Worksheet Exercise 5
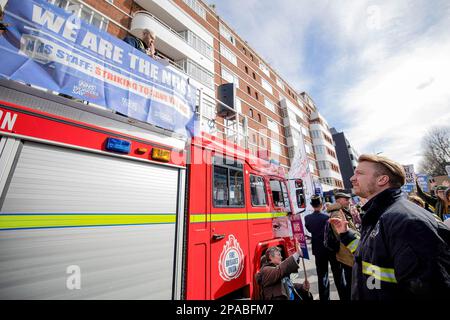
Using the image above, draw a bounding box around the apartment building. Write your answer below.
[309,110,344,191]
[40,0,332,195]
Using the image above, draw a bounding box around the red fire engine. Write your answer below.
[0,80,305,299]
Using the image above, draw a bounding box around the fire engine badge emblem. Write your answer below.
[218,235,244,281]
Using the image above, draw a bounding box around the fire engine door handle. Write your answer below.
[212,233,225,241]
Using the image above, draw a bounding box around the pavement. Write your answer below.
[292,239,340,300]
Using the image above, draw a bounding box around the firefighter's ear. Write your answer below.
[377,174,390,187]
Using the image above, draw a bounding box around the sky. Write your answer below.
[207,0,450,170]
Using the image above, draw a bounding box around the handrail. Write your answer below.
[133,10,213,61]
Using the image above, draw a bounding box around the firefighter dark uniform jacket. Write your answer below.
[340,188,450,300]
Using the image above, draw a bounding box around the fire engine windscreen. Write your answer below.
[213,156,244,207]
[250,175,267,206]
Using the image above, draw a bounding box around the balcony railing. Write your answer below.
[133,11,213,61]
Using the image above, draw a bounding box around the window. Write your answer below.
[305,144,312,155]
[259,62,270,77]
[313,145,325,154]
[270,180,290,210]
[213,156,244,207]
[318,161,331,170]
[183,0,206,19]
[249,108,254,117]
[219,23,236,45]
[51,0,109,31]
[220,44,237,65]
[255,91,259,100]
[252,72,256,80]
[276,77,284,90]
[267,118,279,134]
[311,130,321,139]
[271,140,281,155]
[309,162,316,173]
[245,66,249,74]
[247,86,251,95]
[264,98,275,113]
[181,30,213,60]
[180,59,214,89]
[235,98,242,114]
[250,175,267,206]
[301,126,309,137]
[257,113,262,122]
[221,67,239,88]
[261,78,273,95]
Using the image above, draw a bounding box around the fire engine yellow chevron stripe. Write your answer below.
[0,214,176,230]
[189,212,288,223]
[362,261,397,284]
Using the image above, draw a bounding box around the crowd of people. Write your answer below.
[256,153,450,301]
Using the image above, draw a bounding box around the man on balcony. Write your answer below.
[123,28,156,59]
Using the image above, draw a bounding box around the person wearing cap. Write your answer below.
[324,202,360,300]
[123,29,157,58]
[305,195,346,300]
[330,154,450,300]
[335,192,361,230]
[416,180,448,221]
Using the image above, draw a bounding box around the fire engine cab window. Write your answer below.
[213,156,244,207]
[250,175,267,206]
[270,180,291,211]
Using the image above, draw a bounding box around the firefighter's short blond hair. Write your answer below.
[358,154,406,188]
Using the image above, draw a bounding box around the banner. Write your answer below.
[0,0,197,137]
[401,164,415,193]
[289,214,309,259]
[416,173,429,193]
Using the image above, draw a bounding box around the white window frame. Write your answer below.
[267,118,279,135]
[183,0,206,19]
[261,78,273,95]
[259,62,270,77]
[219,23,236,45]
[51,0,109,31]
[264,98,275,113]
[220,44,237,66]
[276,77,284,90]
[271,140,281,155]
[221,67,239,88]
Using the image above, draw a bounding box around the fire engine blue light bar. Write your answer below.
[106,137,131,154]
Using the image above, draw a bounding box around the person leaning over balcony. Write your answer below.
[123,28,156,59]
[330,154,450,300]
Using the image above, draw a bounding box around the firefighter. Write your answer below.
[330,154,450,300]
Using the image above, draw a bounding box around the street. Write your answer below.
[292,240,340,300]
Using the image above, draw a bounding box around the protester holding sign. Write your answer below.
[416,178,448,221]
[256,247,311,300]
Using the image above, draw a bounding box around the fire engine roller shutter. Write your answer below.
[0,141,179,299]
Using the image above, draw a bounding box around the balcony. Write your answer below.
[130,11,214,74]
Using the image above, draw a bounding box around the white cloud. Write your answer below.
[212,0,450,170]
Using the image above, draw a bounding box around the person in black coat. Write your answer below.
[305,195,346,300]
[331,154,450,300]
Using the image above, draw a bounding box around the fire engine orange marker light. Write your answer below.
[151,148,171,162]
[136,147,147,154]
